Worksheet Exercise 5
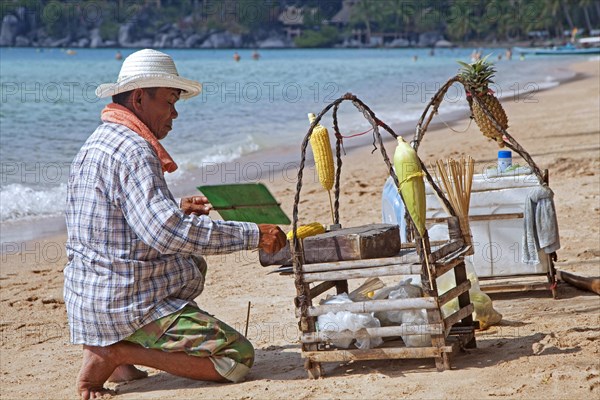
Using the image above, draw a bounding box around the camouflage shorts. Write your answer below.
[125,304,254,382]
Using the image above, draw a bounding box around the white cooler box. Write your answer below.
[382,168,549,278]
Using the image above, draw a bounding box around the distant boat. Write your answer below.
[514,41,600,55]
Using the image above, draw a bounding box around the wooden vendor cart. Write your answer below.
[287,94,477,378]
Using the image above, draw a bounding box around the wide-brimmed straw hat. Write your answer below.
[95,49,202,99]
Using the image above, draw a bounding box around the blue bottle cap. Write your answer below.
[498,150,512,158]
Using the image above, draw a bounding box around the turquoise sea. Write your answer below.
[0,47,579,242]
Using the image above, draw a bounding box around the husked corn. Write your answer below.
[308,113,334,191]
[287,222,326,240]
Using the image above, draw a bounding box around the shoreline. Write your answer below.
[0,57,585,246]
[0,42,557,50]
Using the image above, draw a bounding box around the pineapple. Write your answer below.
[458,56,508,147]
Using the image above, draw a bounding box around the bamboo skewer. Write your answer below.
[432,157,475,255]
[327,190,334,224]
[244,301,251,337]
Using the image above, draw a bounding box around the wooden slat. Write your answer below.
[431,257,464,278]
[302,346,454,362]
[309,281,336,298]
[471,213,524,221]
[427,213,524,224]
[401,240,448,249]
[438,280,472,306]
[443,303,474,333]
[478,273,548,281]
[428,239,464,263]
[298,297,437,318]
[301,255,418,273]
[479,282,551,293]
[436,245,472,266]
[302,264,423,283]
[448,325,476,336]
[301,324,443,343]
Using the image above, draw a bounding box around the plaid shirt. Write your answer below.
[64,122,259,346]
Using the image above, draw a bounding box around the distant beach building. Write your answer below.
[331,0,364,44]
[331,0,410,47]
[330,0,356,25]
[278,5,308,41]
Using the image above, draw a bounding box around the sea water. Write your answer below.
[0,47,577,241]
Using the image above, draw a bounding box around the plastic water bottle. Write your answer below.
[498,150,512,173]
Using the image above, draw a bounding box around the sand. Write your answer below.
[1,59,599,399]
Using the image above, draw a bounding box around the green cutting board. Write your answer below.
[197,183,291,225]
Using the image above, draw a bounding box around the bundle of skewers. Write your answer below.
[432,156,475,255]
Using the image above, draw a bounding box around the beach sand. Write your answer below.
[1,59,598,399]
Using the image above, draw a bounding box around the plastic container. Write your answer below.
[497,150,512,173]
[381,176,407,242]
[381,172,549,278]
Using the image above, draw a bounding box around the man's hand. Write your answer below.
[180,196,212,216]
[257,224,287,254]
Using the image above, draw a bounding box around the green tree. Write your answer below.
[237,0,275,31]
[446,0,477,41]
[350,0,387,44]
[561,0,575,31]
[579,0,595,33]
[294,25,339,47]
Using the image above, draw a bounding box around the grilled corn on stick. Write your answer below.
[308,113,334,191]
[308,113,335,223]
[286,222,326,241]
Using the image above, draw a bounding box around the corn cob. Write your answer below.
[308,113,334,191]
[393,136,426,237]
[287,222,326,241]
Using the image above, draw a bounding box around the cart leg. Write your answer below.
[305,359,323,379]
[435,353,451,372]
[547,252,558,299]
[426,308,452,371]
[334,280,349,295]
[453,261,477,348]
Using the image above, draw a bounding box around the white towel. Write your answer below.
[522,185,560,264]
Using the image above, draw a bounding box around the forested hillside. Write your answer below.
[1,0,598,48]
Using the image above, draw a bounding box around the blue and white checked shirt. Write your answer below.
[64,122,260,346]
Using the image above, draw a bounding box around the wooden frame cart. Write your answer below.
[411,76,558,298]
[289,95,477,379]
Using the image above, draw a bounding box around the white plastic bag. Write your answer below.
[436,258,502,330]
[316,293,384,349]
[374,278,431,347]
[374,277,422,325]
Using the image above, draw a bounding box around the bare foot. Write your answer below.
[77,345,120,400]
[107,364,148,383]
[81,389,114,400]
